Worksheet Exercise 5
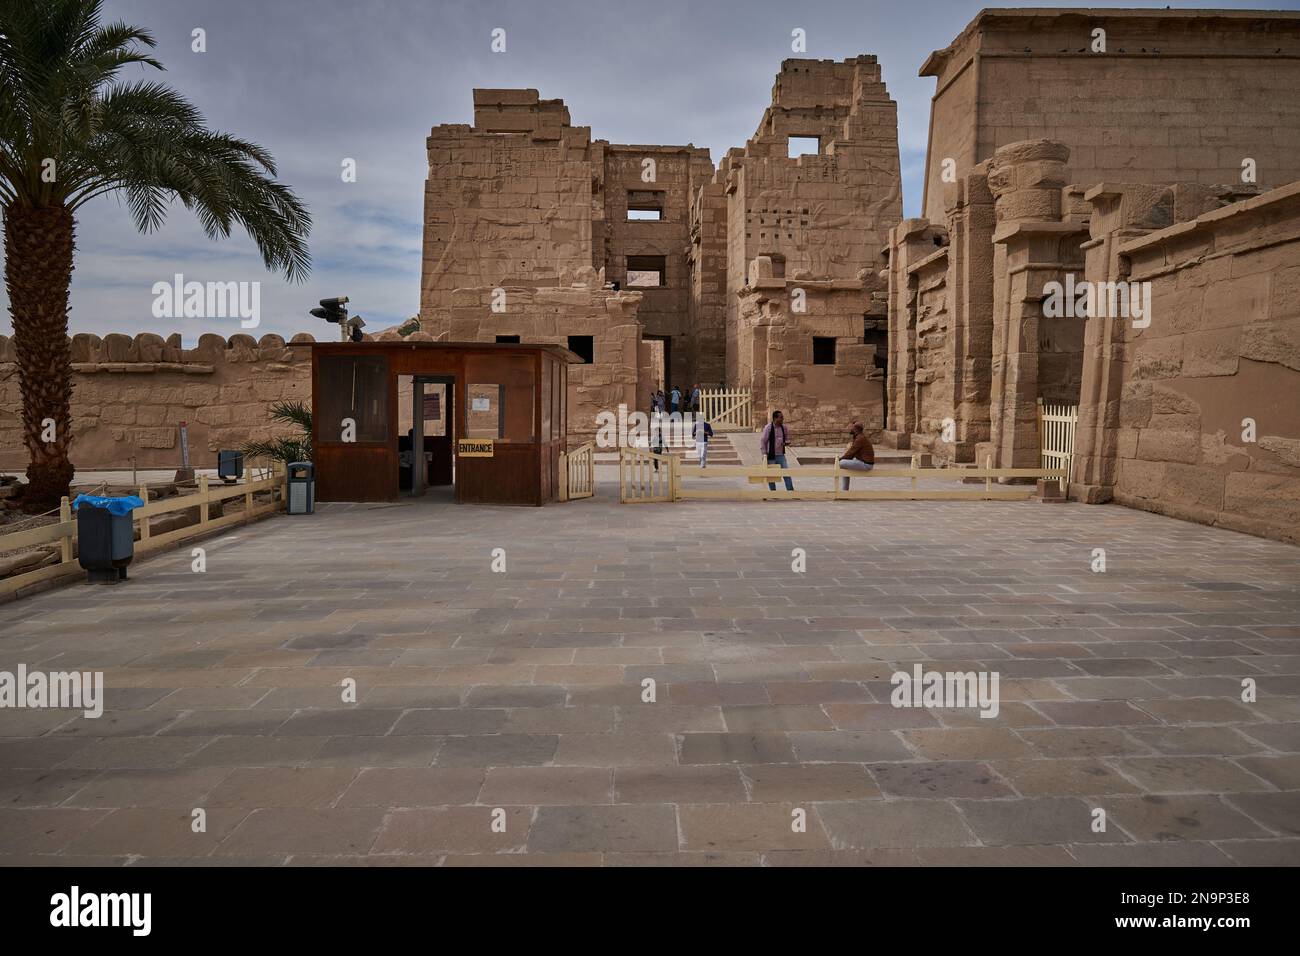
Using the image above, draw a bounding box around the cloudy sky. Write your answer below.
[2,0,1294,343]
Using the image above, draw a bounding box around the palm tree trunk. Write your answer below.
[3,203,76,512]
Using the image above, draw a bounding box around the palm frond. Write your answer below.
[0,0,310,281]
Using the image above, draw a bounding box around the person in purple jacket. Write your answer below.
[759,410,794,492]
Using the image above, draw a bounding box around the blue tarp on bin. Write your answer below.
[71,494,145,515]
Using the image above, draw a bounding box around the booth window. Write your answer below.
[465,353,535,442]
[466,384,504,439]
[317,354,388,442]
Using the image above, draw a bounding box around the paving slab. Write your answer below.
[1,494,1297,865]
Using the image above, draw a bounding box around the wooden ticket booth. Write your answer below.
[305,341,576,505]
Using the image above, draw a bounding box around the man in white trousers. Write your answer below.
[694,416,713,468]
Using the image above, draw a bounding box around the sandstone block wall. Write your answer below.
[421,90,596,320]
[714,56,902,413]
[420,90,710,389]
[0,332,313,471]
[1074,180,1300,544]
[920,9,1300,221]
[737,256,883,445]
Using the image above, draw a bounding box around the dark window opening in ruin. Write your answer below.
[495,335,520,344]
[764,254,787,279]
[788,136,820,158]
[567,335,594,364]
[627,255,667,287]
[627,190,665,221]
[813,337,837,366]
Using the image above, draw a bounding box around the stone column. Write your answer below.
[1072,183,1176,502]
[986,139,1072,471]
[884,219,947,447]
[943,166,997,461]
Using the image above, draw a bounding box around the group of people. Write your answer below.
[760,410,875,492]
[650,384,701,415]
[645,388,876,488]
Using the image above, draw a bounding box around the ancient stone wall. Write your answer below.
[737,256,883,445]
[601,144,712,387]
[421,90,596,321]
[0,332,313,471]
[716,56,902,416]
[686,179,728,388]
[1073,180,1300,544]
[921,9,1300,221]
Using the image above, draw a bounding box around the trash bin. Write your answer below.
[73,495,145,584]
[287,462,314,515]
[218,450,244,484]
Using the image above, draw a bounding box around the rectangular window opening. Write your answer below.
[788,136,820,158]
[813,336,837,366]
[626,254,667,288]
[567,335,594,364]
[627,190,665,221]
[495,335,520,344]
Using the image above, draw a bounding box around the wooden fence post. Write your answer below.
[198,474,210,525]
[138,482,151,542]
[59,496,73,564]
[985,455,993,499]
[559,451,569,502]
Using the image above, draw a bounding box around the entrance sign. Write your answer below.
[458,438,495,457]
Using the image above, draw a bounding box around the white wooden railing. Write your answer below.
[699,388,751,430]
[1038,400,1079,493]
[558,442,595,501]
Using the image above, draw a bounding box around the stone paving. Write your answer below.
[1,491,1298,866]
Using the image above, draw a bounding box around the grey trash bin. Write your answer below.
[287,461,314,514]
[75,497,140,584]
[218,450,244,484]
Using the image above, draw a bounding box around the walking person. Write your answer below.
[838,422,875,491]
[690,383,701,414]
[760,410,794,492]
[669,385,681,415]
[693,416,713,468]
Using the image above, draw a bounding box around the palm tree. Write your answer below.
[241,399,312,466]
[0,0,311,511]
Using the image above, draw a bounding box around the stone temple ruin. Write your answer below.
[417,54,901,444]
[2,7,1298,542]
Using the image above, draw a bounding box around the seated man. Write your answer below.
[838,422,874,491]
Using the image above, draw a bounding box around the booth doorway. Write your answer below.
[398,374,454,498]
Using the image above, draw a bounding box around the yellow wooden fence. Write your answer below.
[0,462,288,599]
[618,448,1065,503]
[619,446,676,503]
[558,442,595,501]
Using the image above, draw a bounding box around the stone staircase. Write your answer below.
[668,432,742,466]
